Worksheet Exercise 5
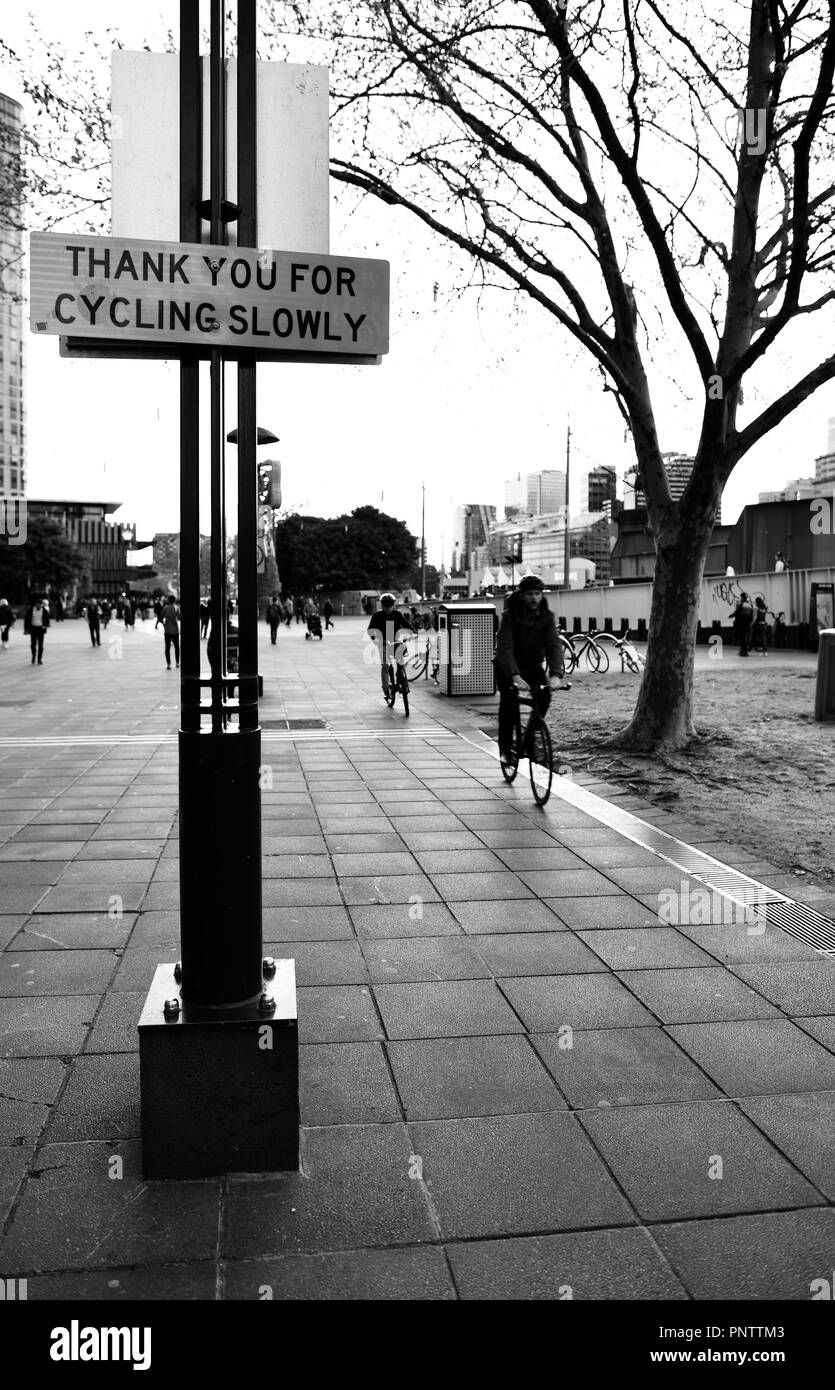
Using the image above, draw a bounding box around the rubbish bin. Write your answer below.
[436,603,497,696]
[814,628,835,721]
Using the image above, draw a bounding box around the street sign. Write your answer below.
[30,232,389,357]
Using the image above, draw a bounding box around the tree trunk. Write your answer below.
[611,515,715,752]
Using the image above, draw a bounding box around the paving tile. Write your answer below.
[110,947,174,993]
[547,897,661,929]
[0,996,98,1059]
[362,936,488,983]
[0,1144,34,1229]
[533,1026,721,1109]
[501,974,657,1032]
[0,1140,220,1273]
[76,840,165,860]
[127,911,180,948]
[224,1247,456,1300]
[0,916,27,951]
[261,836,328,856]
[297,985,384,1044]
[300,1042,400,1125]
[262,855,335,879]
[348,903,461,938]
[0,950,116,997]
[262,880,344,908]
[737,1093,835,1200]
[389,815,465,834]
[34,884,148,914]
[0,840,86,862]
[448,1227,687,1300]
[11,914,134,951]
[730,961,835,1016]
[580,1102,822,1220]
[476,829,565,850]
[264,940,367,987]
[374,979,524,1040]
[428,872,533,903]
[0,1057,67,1145]
[620,967,781,1024]
[450,900,566,934]
[576,928,715,972]
[82,992,144,1054]
[324,833,406,853]
[515,868,624,898]
[225,1124,434,1257]
[396,831,484,851]
[653,1208,835,1300]
[261,906,355,941]
[0,887,52,915]
[676,921,823,965]
[667,1020,835,1097]
[474,932,606,978]
[331,852,420,877]
[493,847,592,872]
[44,1053,140,1141]
[340,876,441,906]
[388,1035,564,1120]
[409,1112,633,1239]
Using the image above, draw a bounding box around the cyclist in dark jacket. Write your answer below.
[494,575,564,763]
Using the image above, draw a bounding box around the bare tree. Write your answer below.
[267,0,835,750]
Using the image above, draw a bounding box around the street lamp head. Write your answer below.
[226,426,279,446]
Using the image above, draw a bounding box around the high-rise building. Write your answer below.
[816,452,835,487]
[450,503,497,574]
[587,466,617,513]
[527,469,565,515]
[625,453,721,522]
[504,473,526,520]
[0,93,25,498]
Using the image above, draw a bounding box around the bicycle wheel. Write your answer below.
[384,662,396,707]
[397,665,410,717]
[585,639,609,673]
[527,714,553,806]
[500,707,522,784]
[559,634,577,674]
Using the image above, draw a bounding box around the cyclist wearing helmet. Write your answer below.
[494,575,564,764]
[367,593,415,698]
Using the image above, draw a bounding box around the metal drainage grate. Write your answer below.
[758,899,835,957]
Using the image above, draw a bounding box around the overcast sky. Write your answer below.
[3,1,834,571]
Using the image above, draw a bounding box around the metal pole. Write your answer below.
[563,421,571,590]
[420,482,425,599]
[209,0,227,732]
[237,0,259,735]
[179,0,201,736]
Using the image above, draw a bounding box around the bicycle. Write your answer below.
[559,630,609,674]
[500,679,571,806]
[382,629,412,717]
[594,628,646,673]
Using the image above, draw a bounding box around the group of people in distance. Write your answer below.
[732,592,782,656]
[265,594,334,643]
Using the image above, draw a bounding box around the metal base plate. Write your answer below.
[138,961,299,1179]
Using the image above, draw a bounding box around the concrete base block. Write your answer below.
[138,960,299,1179]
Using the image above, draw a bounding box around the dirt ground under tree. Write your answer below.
[475,655,835,886]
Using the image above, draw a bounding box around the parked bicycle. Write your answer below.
[559,630,609,673]
[594,628,646,673]
[500,678,571,806]
[403,629,439,684]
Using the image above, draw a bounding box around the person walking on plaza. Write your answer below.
[322,597,334,629]
[733,591,754,656]
[199,598,210,639]
[85,598,102,648]
[751,596,769,654]
[0,597,15,649]
[100,598,111,629]
[157,597,180,669]
[24,595,50,665]
[493,575,565,765]
[266,596,282,645]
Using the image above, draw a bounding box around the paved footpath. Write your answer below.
[0,616,833,1301]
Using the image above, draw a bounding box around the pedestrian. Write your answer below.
[24,595,50,664]
[156,596,180,669]
[0,597,15,649]
[295,597,304,624]
[282,597,293,626]
[751,596,769,655]
[54,594,65,622]
[322,597,334,629]
[773,611,787,649]
[100,598,111,628]
[86,597,102,648]
[199,599,210,639]
[774,551,786,572]
[732,591,754,656]
[266,596,282,645]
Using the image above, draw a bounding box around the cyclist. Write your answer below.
[494,574,564,765]
[367,592,414,699]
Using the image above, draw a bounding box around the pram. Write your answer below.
[305,612,323,640]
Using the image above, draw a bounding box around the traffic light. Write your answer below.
[258,460,282,509]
